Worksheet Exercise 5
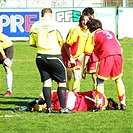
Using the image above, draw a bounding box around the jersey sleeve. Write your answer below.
[65,27,79,47]
[29,25,36,47]
[0,43,3,52]
[0,33,3,52]
[56,30,64,48]
[0,33,13,51]
[84,32,95,55]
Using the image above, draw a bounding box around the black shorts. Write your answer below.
[0,45,14,64]
[36,54,67,83]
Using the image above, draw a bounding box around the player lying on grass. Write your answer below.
[13,90,118,112]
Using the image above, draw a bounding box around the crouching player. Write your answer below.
[0,32,13,96]
[13,90,118,112]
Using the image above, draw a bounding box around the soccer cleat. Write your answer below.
[45,108,54,113]
[120,104,126,110]
[3,91,12,96]
[59,108,74,114]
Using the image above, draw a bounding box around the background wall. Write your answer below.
[0,0,133,40]
[0,0,133,8]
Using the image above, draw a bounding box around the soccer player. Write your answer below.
[14,89,119,112]
[29,8,72,113]
[0,32,13,96]
[61,13,91,92]
[82,7,98,90]
[82,19,126,111]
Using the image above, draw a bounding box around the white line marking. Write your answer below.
[12,58,133,62]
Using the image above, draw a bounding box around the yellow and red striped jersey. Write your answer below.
[62,25,90,60]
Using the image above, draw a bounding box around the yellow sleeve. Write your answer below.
[0,33,13,50]
[29,25,36,47]
[0,32,5,41]
[66,26,79,46]
[84,32,95,54]
[0,43,3,52]
[56,30,64,48]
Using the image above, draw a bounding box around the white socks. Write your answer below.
[6,70,13,92]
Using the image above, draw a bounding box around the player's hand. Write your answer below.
[70,56,76,67]
[3,58,12,67]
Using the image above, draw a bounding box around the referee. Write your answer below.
[29,8,72,113]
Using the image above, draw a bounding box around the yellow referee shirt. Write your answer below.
[29,19,64,55]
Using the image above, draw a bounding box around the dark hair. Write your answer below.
[79,14,92,28]
[41,8,52,17]
[86,19,102,33]
[82,7,94,15]
[106,98,119,110]
[79,15,85,28]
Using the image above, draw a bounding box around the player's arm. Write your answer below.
[56,30,64,48]
[63,28,78,64]
[63,43,72,59]
[29,32,37,48]
[82,33,94,79]
[0,44,12,67]
[0,41,8,59]
[29,26,37,48]
[1,50,7,59]
[82,55,90,79]
[64,43,76,66]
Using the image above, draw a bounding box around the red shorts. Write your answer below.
[62,45,82,70]
[64,58,82,70]
[87,52,98,74]
[97,55,123,80]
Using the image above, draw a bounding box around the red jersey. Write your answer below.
[51,90,107,112]
[85,29,122,60]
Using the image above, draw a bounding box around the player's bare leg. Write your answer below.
[72,69,81,92]
[115,78,126,110]
[4,66,13,96]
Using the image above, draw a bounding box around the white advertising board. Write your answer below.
[118,8,133,39]
[54,7,116,40]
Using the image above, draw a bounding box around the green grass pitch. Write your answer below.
[0,38,132,133]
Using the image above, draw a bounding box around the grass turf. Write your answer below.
[0,38,132,133]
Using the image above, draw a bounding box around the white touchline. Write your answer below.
[13,58,133,62]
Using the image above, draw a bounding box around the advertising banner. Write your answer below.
[0,7,116,40]
[0,9,40,40]
[54,7,116,40]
